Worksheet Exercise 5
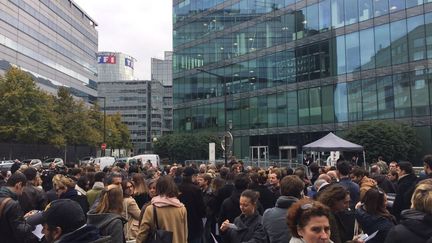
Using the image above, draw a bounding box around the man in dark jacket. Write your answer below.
[219,173,254,226]
[178,167,206,243]
[262,175,305,243]
[19,167,47,213]
[28,199,111,243]
[0,172,39,243]
[392,161,418,220]
[337,161,360,209]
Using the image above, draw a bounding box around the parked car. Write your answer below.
[22,159,43,170]
[79,156,94,165]
[42,158,64,168]
[0,160,14,172]
[92,157,115,170]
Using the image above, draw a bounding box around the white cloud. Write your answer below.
[73,0,172,80]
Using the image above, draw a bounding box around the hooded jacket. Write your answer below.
[87,210,126,243]
[0,187,39,243]
[136,196,188,243]
[262,196,298,243]
[87,182,104,207]
[222,211,267,243]
[385,209,432,243]
[56,224,112,243]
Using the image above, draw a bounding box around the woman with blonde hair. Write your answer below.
[52,174,89,213]
[385,179,432,243]
[87,184,126,243]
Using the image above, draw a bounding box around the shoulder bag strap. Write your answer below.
[153,205,159,230]
[0,198,12,218]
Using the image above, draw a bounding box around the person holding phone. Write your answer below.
[220,189,266,243]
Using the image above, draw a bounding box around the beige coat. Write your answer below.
[122,197,141,240]
[136,204,188,243]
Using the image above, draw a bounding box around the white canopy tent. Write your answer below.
[302,132,366,168]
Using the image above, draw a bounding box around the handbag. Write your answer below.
[145,205,173,243]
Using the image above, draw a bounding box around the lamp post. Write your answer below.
[196,68,229,167]
[98,96,106,156]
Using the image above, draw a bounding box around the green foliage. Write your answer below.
[0,67,63,144]
[106,113,132,150]
[343,121,420,163]
[0,68,131,149]
[154,132,222,162]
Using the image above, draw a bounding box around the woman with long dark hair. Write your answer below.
[355,188,395,243]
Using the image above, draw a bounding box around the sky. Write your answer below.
[73,0,172,80]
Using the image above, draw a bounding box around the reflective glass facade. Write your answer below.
[0,0,98,102]
[173,0,432,159]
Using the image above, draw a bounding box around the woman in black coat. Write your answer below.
[220,190,267,243]
[385,179,432,243]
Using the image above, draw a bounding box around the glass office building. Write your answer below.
[173,0,432,160]
[0,0,98,103]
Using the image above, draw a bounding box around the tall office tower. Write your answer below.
[173,0,432,160]
[151,51,173,138]
[97,79,151,154]
[0,0,98,103]
[152,51,173,86]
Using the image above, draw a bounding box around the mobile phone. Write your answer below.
[359,233,369,241]
[227,223,238,230]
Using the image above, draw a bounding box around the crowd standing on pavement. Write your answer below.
[0,154,431,243]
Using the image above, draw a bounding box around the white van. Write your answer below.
[92,157,115,170]
[132,154,160,168]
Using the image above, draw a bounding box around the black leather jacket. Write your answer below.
[0,187,39,243]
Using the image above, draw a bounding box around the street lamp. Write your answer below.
[196,68,229,167]
[98,96,107,156]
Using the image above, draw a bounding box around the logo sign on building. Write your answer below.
[125,58,134,69]
[98,55,116,64]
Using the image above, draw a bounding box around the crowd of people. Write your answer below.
[0,154,431,243]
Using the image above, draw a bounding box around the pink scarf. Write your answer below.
[151,195,184,208]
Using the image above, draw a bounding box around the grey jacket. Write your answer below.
[87,211,126,243]
[262,196,298,243]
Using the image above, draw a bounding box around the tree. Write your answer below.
[154,133,222,162]
[0,67,63,144]
[105,113,132,150]
[343,121,420,163]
